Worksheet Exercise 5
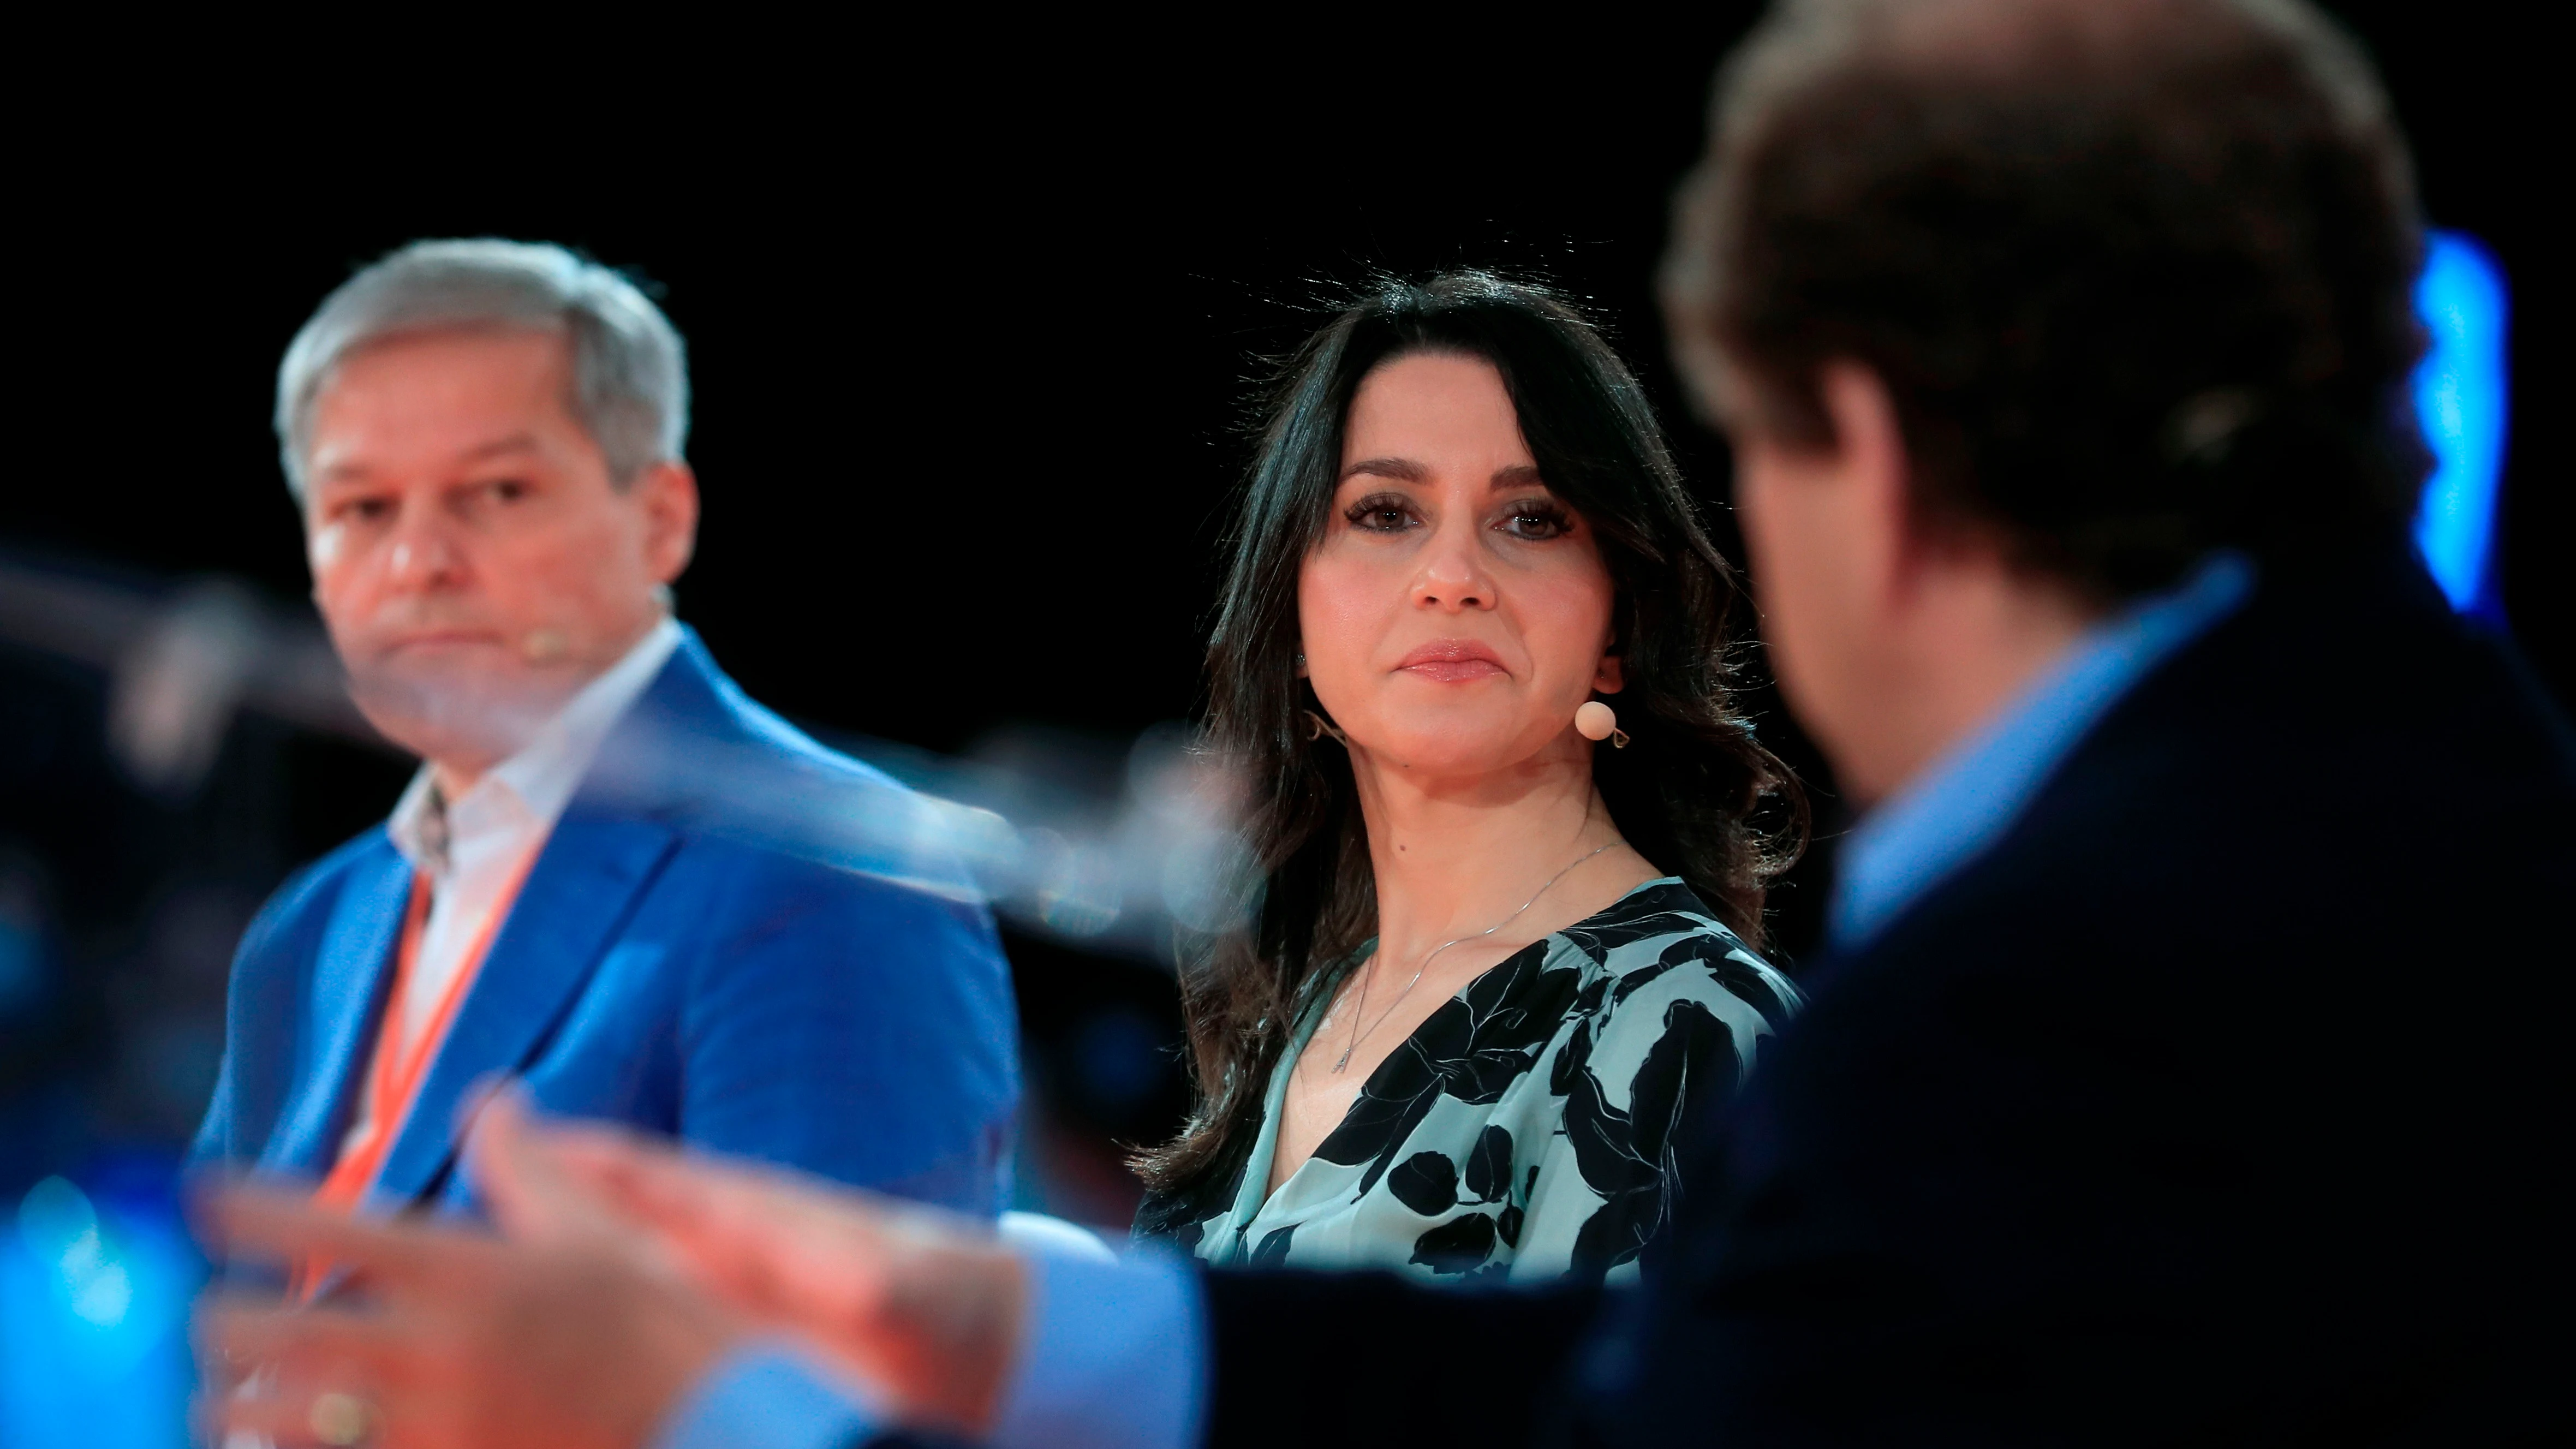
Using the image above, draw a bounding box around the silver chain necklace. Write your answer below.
[1327,839,1623,1075]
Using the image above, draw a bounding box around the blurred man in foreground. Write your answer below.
[193,241,1019,1232]
[199,3,2574,1445]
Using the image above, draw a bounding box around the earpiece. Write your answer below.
[1575,700,1630,748]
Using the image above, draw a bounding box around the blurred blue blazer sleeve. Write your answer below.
[654,1343,882,1449]
[654,1249,1206,1449]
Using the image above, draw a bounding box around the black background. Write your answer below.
[3,3,2559,1220]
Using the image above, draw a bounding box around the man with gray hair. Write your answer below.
[193,240,1020,1229]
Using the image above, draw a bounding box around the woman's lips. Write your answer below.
[1395,640,1508,682]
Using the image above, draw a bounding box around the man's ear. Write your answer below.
[637,461,700,586]
[1815,362,1907,521]
[1814,361,1918,600]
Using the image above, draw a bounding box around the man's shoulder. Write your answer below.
[1943,553,2557,916]
[598,645,989,923]
[2125,551,2574,813]
[1811,546,2576,1037]
[236,827,400,967]
[631,633,903,783]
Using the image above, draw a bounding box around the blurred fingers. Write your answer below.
[198,1292,409,1377]
[532,1119,729,1231]
[463,1083,643,1250]
[201,1180,498,1289]
[481,1108,938,1340]
[195,1295,410,1447]
[200,1378,375,1449]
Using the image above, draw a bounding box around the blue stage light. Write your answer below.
[2412,231,2510,616]
[0,1172,200,1449]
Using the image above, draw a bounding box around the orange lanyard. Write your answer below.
[296,852,536,1299]
[314,851,539,1209]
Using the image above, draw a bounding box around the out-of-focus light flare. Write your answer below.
[0,1174,201,1449]
[2412,230,2509,616]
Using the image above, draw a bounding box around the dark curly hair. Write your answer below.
[1663,0,2428,601]
[1132,272,1804,1224]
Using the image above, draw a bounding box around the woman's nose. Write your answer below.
[1411,526,1496,612]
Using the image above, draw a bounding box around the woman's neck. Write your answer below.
[1345,737,1633,964]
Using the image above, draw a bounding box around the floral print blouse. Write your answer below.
[1160,878,1800,1285]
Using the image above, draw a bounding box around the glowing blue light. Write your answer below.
[2411,231,2510,615]
[1,1172,201,1449]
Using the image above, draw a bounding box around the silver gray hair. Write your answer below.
[275,238,690,497]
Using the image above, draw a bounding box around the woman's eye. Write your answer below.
[1345,496,1417,533]
[1499,504,1572,540]
[488,478,530,503]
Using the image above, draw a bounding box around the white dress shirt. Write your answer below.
[337,617,682,1160]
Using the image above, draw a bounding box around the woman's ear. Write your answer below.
[1594,652,1626,695]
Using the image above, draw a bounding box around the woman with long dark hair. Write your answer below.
[1135,272,1805,1284]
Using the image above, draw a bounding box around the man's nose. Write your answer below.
[380,509,470,591]
[1411,522,1497,613]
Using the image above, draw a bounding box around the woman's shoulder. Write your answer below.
[1554,878,1803,1031]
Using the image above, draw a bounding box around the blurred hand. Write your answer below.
[194,1183,743,1449]
[468,1088,1030,1435]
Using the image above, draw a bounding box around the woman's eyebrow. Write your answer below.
[1341,457,1428,483]
[1489,463,1544,490]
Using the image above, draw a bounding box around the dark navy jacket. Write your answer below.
[193,632,1019,1217]
[1194,541,2575,1444]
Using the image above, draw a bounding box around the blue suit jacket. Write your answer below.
[193,631,1019,1217]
